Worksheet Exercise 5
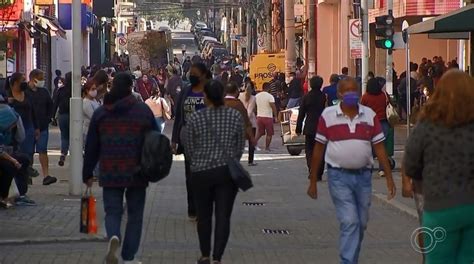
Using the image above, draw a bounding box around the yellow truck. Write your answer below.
[249,52,285,91]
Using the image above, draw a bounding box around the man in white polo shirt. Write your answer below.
[307,78,396,264]
[255,83,277,151]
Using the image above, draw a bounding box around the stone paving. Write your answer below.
[0,126,422,264]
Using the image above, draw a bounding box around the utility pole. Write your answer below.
[70,0,83,195]
[265,0,272,52]
[307,0,316,78]
[284,0,296,79]
[361,0,369,93]
[246,4,252,57]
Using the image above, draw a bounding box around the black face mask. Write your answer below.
[189,75,200,87]
[20,82,29,91]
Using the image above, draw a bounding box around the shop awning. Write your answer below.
[35,15,67,39]
[407,4,474,34]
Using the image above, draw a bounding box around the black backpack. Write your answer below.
[141,131,173,183]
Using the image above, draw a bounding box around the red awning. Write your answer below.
[0,0,23,22]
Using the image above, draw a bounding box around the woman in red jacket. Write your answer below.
[361,77,390,177]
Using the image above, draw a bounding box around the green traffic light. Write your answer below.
[384,39,394,49]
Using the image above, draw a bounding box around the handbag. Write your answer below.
[385,93,400,127]
[205,112,253,191]
[160,98,171,120]
[80,188,98,234]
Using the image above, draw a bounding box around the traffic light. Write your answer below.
[133,15,138,31]
[375,10,395,53]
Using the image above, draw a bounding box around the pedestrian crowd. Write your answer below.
[1,54,474,264]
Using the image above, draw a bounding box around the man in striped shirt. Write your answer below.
[307,78,396,264]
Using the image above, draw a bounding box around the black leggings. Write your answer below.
[248,128,256,164]
[191,166,238,261]
[0,152,30,198]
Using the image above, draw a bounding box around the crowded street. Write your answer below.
[1,0,474,264]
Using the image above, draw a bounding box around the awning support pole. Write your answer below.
[405,30,411,137]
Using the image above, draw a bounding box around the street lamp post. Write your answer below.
[284,0,296,80]
[70,0,83,196]
[361,0,369,93]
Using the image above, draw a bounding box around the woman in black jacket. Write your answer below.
[53,72,72,166]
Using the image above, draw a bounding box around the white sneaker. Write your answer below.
[124,260,142,264]
[105,236,120,264]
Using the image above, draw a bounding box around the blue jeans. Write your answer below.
[287,97,301,108]
[103,187,146,261]
[19,124,35,160]
[327,168,372,264]
[58,114,70,155]
[155,117,165,133]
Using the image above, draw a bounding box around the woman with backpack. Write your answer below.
[184,80,245,264]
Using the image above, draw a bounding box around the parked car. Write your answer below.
[191,21,207,33]
[202,42,224,56]
[210,47,230,60]
[199,36,218,50]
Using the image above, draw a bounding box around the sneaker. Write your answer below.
[123,260,142,264]
[15,196,37,206]
[104,236,120,264]
[42,176,58,186]
[0,200,13,209]
[196,258,211,264]
[58,155,66,167]
[27,167,39,178]
[255,146,262,151]
[378,170,385,177]
[248,162,258,167]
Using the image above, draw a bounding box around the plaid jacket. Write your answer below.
[184,107,245,173]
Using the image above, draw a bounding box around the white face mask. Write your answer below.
[88,90,98,98]
[35,80,45,88]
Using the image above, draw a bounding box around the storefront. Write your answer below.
[0,0,24,77]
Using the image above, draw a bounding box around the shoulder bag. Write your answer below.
[385,93,399,127]
[204,110,253,191]
[160,97,171,120]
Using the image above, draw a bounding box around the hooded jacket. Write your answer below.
[83,94,158,187]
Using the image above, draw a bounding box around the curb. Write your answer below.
[0,235,107,246]
[372,192,419,219]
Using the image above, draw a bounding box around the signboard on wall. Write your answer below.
[349,19,362,59]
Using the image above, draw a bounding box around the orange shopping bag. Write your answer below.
[88,192,98,234]
[80,188,98,234]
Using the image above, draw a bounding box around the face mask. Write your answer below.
[88,90,98,98]
[342,92,360,107]
[35,80,45,88]
[189,75,200,87]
